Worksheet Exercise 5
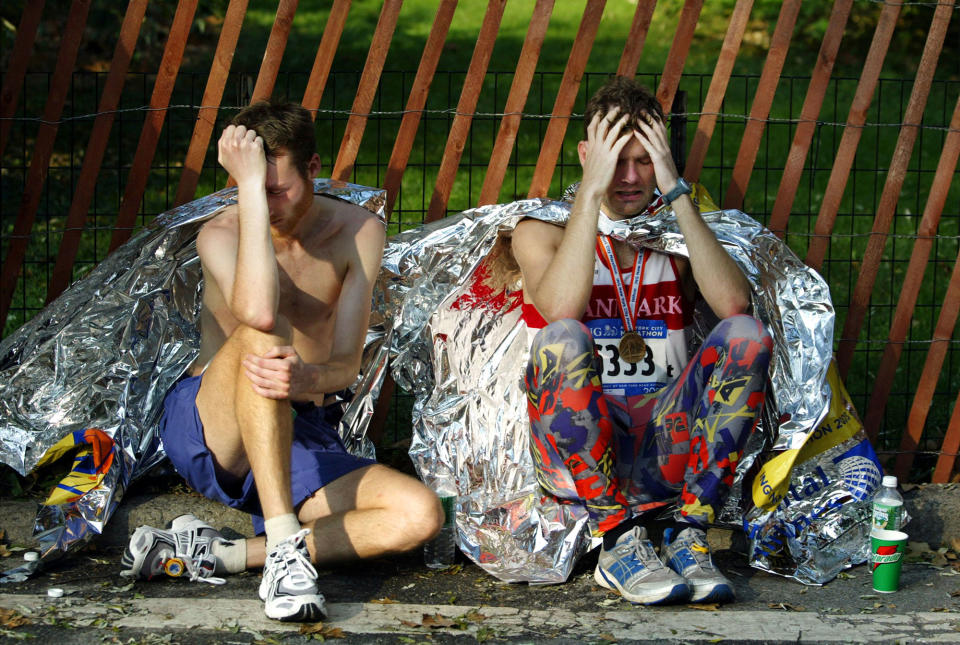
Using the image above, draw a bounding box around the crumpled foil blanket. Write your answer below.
[364,192,871,585]
[0,180,385,581]
[2,181,873,586]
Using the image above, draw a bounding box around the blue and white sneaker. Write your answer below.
[662,526,735,603]
[594,526,689,605]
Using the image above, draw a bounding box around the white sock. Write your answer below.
[210,537,248,575]
[263,513,301,552]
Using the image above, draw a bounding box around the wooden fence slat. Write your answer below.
[301,0,352,115]
[766,0,852,236]
[835,3,954,379]
[656,0,703,115]
[805,2,901,271]
[478,0,553,207]
[721,0,801,210]
[173,0,250,207]
[913,245,960,482]
[884,92,960,476]
[684,0,752,182]
[47,0,149,303]
[332,0,404,181]
[425,0,507,222]
[527,0,606,199]
[250,0,299,103]
[0,0,90,328]
[0,0,45,160]
[108,0,199,252]
[615,0,656,77]
[368,0,455,444]
[382,0,457,218]
[933,386,960,483]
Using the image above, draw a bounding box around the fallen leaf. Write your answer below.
[949,590,960,597]
[688,603,720,611]
[298,622,345,638]
[0,544,11,558]
[463,609,487,622]
[598,634,617,642]
[400,620,421,628]
[0,608,30,628]
[421,613,457,628]
[950,537,960,554]
[369,597,398,604]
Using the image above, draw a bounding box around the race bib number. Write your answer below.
[586,318,679,397]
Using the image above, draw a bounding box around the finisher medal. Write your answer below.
[597,235,647,364]
[619,331,646,364]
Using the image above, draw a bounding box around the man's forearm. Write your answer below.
[673,193,751,317]
[232,180,280,329]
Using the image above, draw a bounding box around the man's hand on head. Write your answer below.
[580,109,634,198]
[242,345,317,401]
[632,115,681,196]
[218,124,268,189]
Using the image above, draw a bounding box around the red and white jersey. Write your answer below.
[523,244,693,396]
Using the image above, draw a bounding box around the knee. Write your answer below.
[712,314,772,350]
[531,318,593,357]
[393,483,445,549]
[231,315,293,353]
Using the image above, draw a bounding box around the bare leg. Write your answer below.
[242,464,443,568]
[195,319,296,524]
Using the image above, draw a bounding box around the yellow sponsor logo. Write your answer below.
[751,361,864,511]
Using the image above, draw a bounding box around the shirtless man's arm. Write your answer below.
[242,214,385,400]
[633,115,751,318]
[513,111,633,323]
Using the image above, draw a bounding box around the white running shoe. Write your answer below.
[259,529,326,622]
[121,514,226,585]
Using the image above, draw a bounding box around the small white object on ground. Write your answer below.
[47,588,64,598]
[23,551,39,562]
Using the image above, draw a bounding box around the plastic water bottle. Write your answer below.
[871,475,903,530]
[424,494,457,569]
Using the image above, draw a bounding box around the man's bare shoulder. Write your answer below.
[315,196,385,247]
[196,205,239,253]
[512,217,564,249]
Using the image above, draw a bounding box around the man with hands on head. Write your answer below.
[513,77,772,605]
[122,102,443,622]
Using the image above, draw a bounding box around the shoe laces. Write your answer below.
[672,529,716,571]
[268,529,318,581]
[619,534,665,571]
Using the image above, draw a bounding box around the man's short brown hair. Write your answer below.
[231,101,316,177]
[583,76,664,137]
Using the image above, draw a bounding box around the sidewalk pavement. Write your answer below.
[1,483,959,643]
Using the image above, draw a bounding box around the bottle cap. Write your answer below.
[882,475,898,488]
[47,588,64,598]
[23,551,39,562]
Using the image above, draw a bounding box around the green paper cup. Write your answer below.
[870,528,907,593]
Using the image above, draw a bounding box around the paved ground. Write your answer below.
[2,482,960,643]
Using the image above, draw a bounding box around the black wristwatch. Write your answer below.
[661,177,692,205]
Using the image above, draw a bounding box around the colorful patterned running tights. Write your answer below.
[525,315,772,534]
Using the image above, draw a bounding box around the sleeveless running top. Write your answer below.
[523,243,693,396]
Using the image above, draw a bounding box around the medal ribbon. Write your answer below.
[597,235,646,334]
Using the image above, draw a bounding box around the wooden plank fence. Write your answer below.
[1,0,957,482]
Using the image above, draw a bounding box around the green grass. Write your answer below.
[2,0,959,478]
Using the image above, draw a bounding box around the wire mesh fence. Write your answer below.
[2,67,959,479]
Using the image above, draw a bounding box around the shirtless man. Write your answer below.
[122,102,442,621]
[513,78,772,605]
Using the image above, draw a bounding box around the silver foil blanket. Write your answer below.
[0,180,385,579]
[367,192,875,585]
